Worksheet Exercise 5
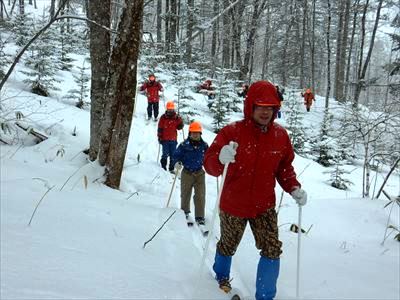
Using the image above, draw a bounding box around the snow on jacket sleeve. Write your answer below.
[140,82,147,91]
[176,116,184,130]
[276,131,301,193]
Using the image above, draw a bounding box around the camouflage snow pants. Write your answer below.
[217,209,282,259]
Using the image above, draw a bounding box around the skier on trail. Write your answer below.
[197,79,216,100]
[275,85,284,118]
[301,88,314,112]
[204,80,307,300]
[157,101,184,172]
[237,84,249,98]
[173,121,209,226]
[140,73,164,121]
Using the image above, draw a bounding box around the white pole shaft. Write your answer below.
[198,162,230,274]
[296,205,303,299]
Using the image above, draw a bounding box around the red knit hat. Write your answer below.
[244,81,281,119]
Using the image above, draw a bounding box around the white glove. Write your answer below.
[219,142,238,165]
[174,162,183,171]
[291,187,307,206]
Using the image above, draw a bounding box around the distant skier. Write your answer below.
[196,79,216,100]
[140,73,164,121]
[204,80,307,299]
[173,121,209,226]
[237,84,249,98]
[301,88,314,112]
[275,85,284,118]
[157,101,184,172]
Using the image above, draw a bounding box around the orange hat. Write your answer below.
[189,121,202,133]
[166,101,175,110]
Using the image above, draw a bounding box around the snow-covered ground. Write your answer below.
[1,78,399,299]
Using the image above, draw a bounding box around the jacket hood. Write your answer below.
[244,81,281,120]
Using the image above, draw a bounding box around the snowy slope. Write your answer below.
[1,78,399,299]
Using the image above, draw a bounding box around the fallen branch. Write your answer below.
[15,122,48,142]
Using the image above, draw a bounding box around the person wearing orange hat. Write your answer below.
[204,81,307,299]
[157,101,184,172]
[172,121,209,226]
[140,73,164,120]
[301,88,315,112]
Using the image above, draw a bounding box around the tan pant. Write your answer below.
[180,169,206,219]
[217,209,282,259]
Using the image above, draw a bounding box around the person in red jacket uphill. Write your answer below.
[140,73,164,121]
[204,80,307,300]
[157,101,184,172]
[301,88,314,112]
[172,121,209,226]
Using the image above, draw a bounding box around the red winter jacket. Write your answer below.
[140,81,163,103]
[204,81,300,218]
[157,112,184,142]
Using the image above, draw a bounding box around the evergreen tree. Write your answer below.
[20,14,60,96]
[170,62,199,122]
[55,20,77,71]
[315,109,337,167]
[10,13,34,47]
[324,165,353,190]
[65,60,90,108]
[0,33,12,80]
[285,90,308,154]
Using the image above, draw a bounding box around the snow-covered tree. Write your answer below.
[10,13,34,47]
[324,165,353,190]
[20,14,60,96]
[285,90,308,154]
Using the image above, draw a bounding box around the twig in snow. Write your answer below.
[143,210,176,249]
[28,185,55,226]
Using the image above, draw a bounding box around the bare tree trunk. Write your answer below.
[354,0,383,106]
[99,0,144,189]
[299,0,307,89]
[310,0,316,90]
[184,0,194,63]
[165,0,170,53]
[344,0,359,100]
[156,0,162,46]
[18,0,24,15]
[239,0,267,80]
[325,0,332,109]
[169,0,177,59]
[336,0,351,102]
[334,0,345,101]
[88,0,111,161]
[211,0,218,59]
[222,0,230,68]
[49,0,55,18]
[261,4,271,79]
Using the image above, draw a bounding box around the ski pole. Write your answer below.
[198,141,238,275]
[166,169,180,208]
[296,204,303,299]
[157,143,161,163]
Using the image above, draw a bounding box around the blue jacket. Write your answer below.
[173,138,208,172]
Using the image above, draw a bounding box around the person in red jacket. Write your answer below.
[140,73,164,121]
[301,88,314,112]
[157,101,184,172]
[204,81,307,300]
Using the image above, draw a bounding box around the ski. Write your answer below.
[197,223,209,237]
[230,294,240,300]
